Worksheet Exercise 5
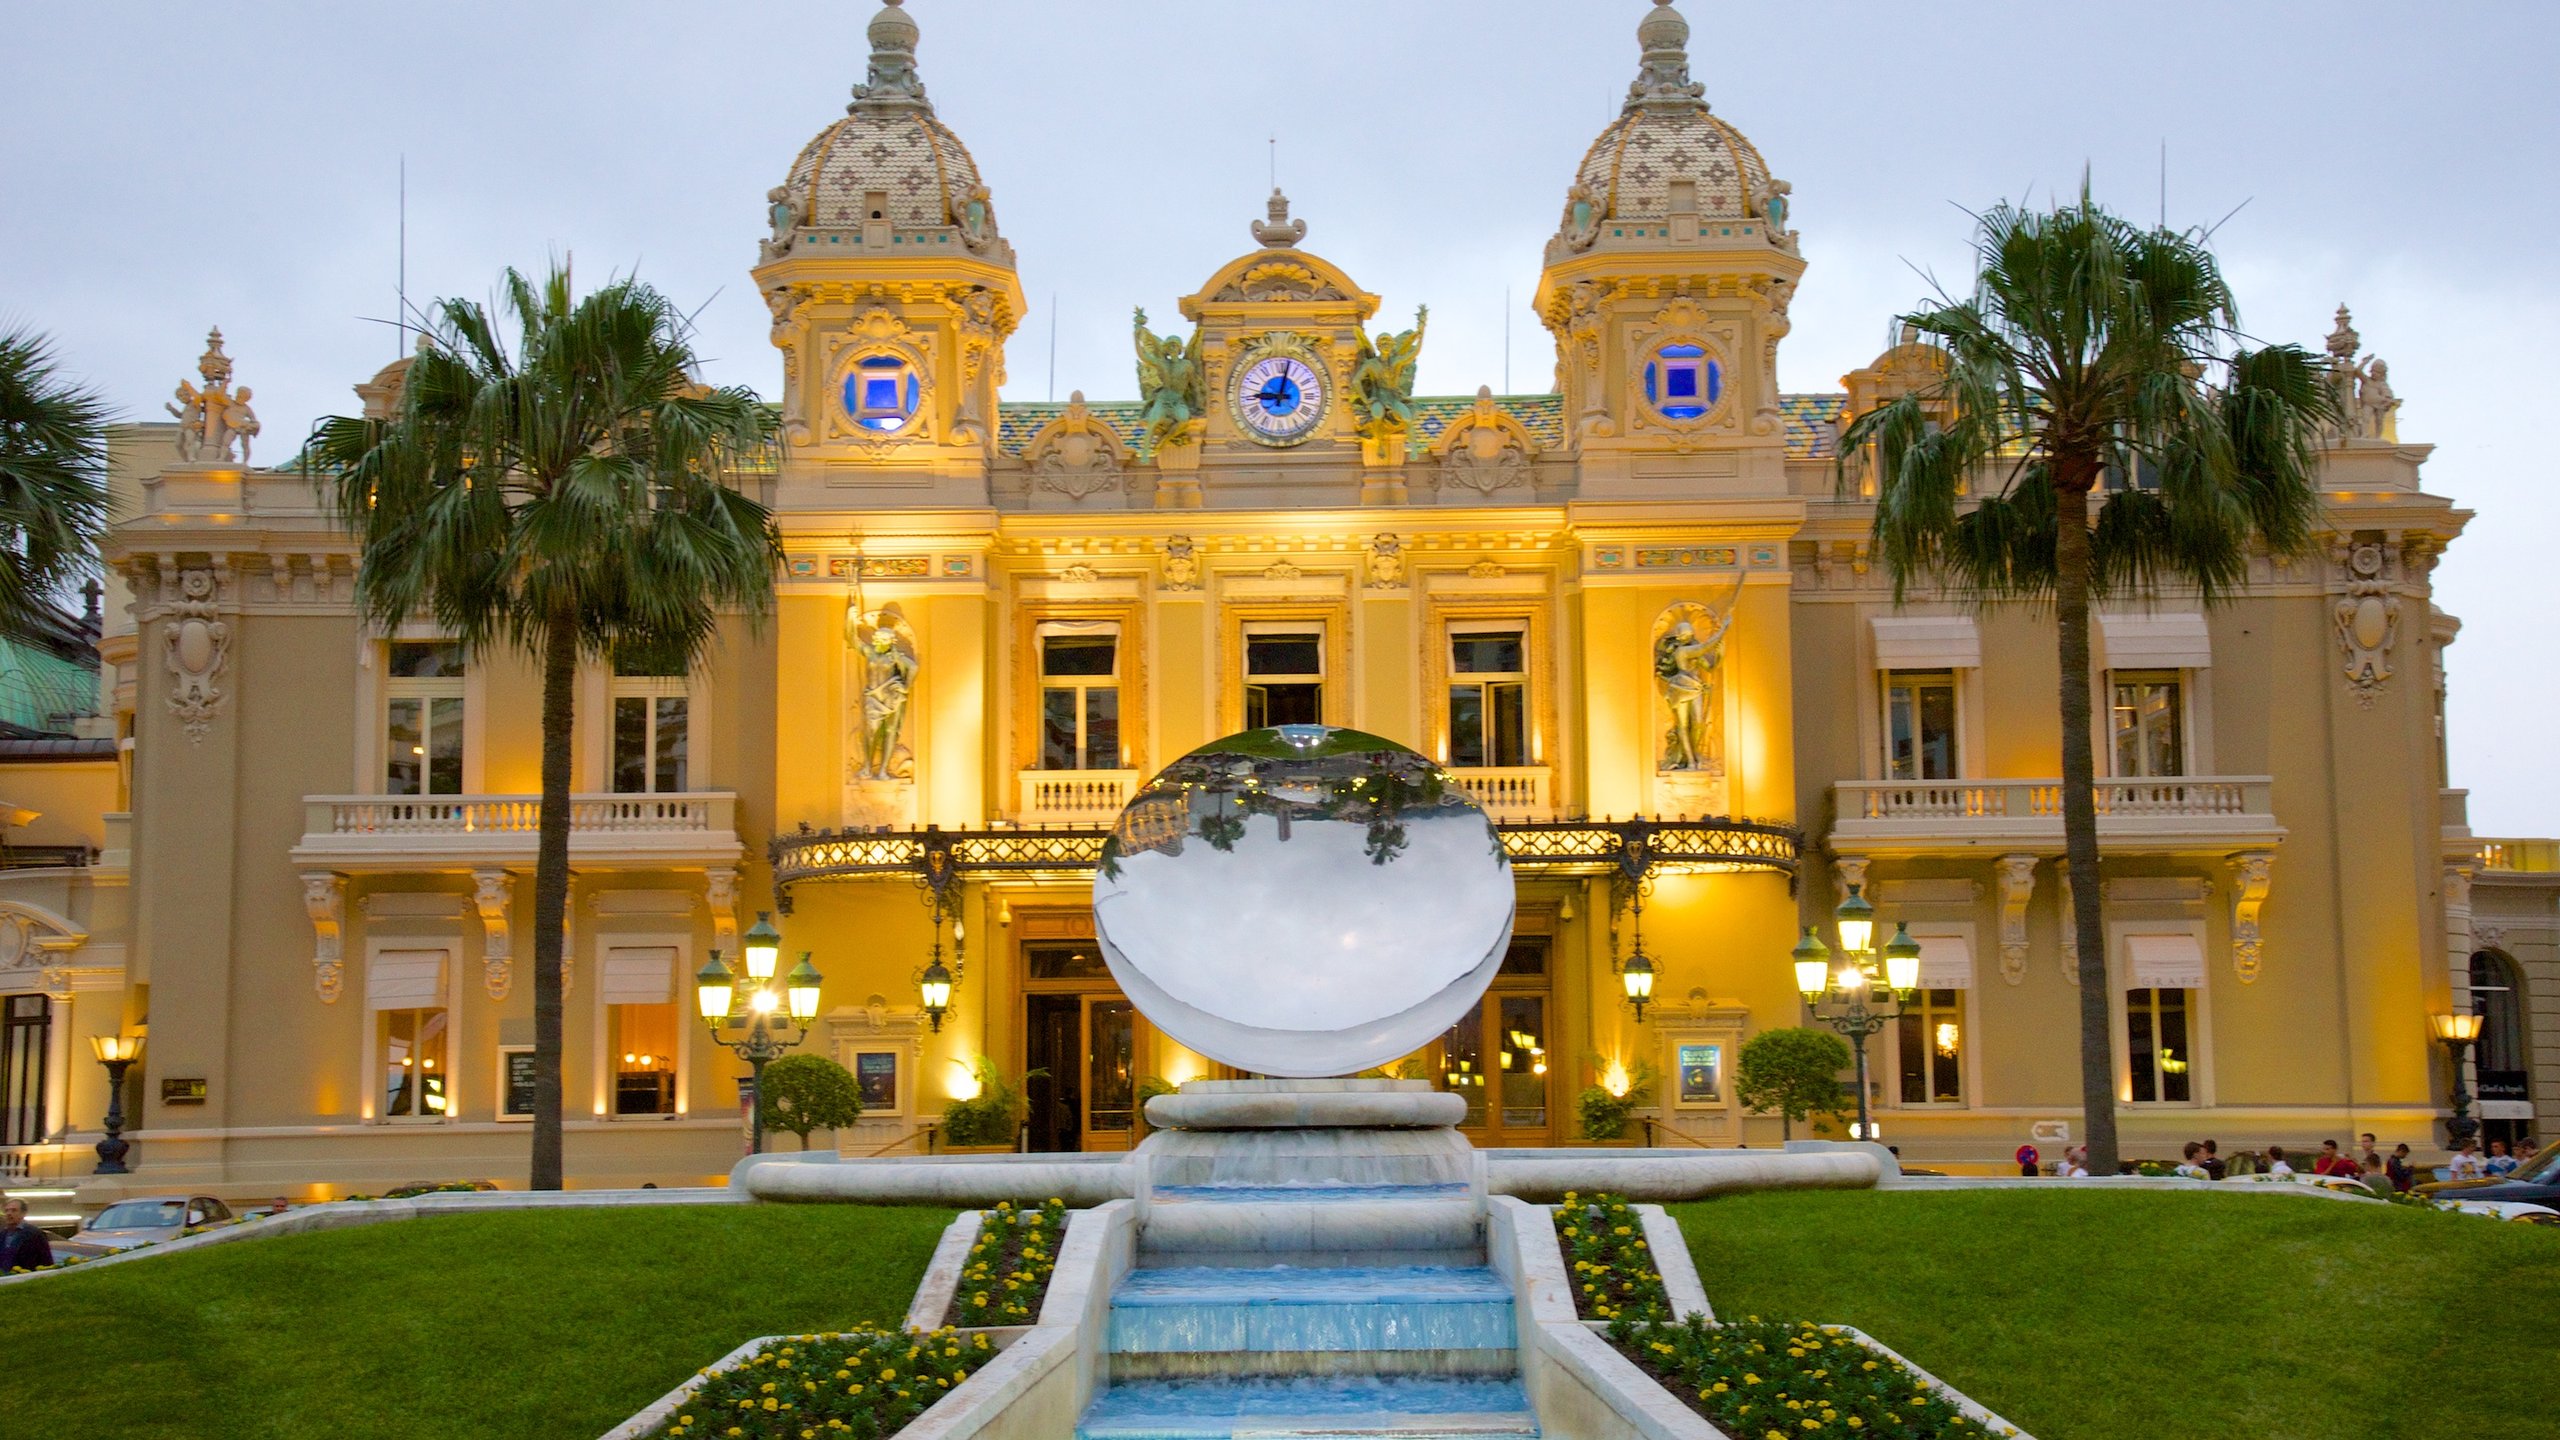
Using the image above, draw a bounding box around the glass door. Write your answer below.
[1022,940,1144,1154]
[1434,941,1553,1147]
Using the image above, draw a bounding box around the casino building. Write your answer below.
[7,0,2555,1195]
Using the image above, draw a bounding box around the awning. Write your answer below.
[1908,930,1974,989]
[601,946,678,1007]
[1870,616,1980,669]
[366,949,447,1010]
[2125,932,2206,990]
[2098,611,2212,670]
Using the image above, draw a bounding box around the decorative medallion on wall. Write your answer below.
[2333,541,2401,708]
[1025,391,1132,502]
[164,566,230,744]
[1430,387,1538,498]
[1160,536,1201,593]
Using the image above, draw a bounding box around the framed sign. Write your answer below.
[160,1077,208,1106]
[498,1046,537,1121]
[1675,1043,1722,1105]
[854,1051,901,1113]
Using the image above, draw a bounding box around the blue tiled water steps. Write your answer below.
[1073,1375,1540,1439]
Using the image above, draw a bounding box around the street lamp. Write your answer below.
[2431,1009,2486,1148]
[695,915,824,1155]
[89,1032,143,1176]
[915,904,967,1033]
[1795,886,1920,1145]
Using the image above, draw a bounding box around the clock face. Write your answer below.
[1234,353,1327,446]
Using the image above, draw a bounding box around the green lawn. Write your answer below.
[0,1204,953,1440]
[1673,1189,2560,1440]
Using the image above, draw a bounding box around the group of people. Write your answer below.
[2015,1132,2538,1187]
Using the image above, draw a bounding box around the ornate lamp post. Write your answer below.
[2431,1010,2485,1149]
[694,911,823,1155]
[916,905,965,1034]
[89,1033,144,1175]
[1793,886,1921,1143]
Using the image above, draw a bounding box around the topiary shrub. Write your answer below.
[1734,1027,1851,1141]
[757,1053,862,1150]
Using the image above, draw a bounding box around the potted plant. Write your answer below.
[1133,1074,1179,1136]
[937,1056,1040,1153]
[1570,1058,1657,1146]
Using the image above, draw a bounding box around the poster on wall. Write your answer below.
[1677,1043,1722,1104]
[854,1051,900,1112]
[498,1047,537,1121]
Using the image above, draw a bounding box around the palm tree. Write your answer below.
[1839,195,2334,1173]
[0,326,110,644]
[309,266,781,1189]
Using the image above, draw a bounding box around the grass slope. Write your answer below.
[1673,1189,2560,1440]
[0,1204,952,1440]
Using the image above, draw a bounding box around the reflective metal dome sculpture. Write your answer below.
[1092,725,1516,1078]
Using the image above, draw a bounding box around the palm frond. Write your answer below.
[0,327,112,639]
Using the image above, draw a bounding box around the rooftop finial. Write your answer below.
[1627,0,1706,111]
[850,0,929,111]
[1252,188,1307,248]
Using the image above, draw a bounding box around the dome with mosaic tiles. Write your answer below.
[1566,0,1776,227]
[774,0,1001,245]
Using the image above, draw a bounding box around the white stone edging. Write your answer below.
[904,1210,986,1332]
[0,1186,742,1287]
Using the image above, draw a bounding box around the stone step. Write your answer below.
[1139,1198,1481,1266]
[1075,1375,1539,1439]
[1109,1266,1516,1357]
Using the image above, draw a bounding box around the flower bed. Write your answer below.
[1553,1190,1670,1324]
[950,1198,1067,1328]
[647,1327,994,1439]
[1626,1315,2016,1439]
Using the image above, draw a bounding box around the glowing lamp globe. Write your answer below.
[1092,726,1515,1078]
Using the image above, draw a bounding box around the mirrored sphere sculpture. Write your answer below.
[1092,725,1515,1077]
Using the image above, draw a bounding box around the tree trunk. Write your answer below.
[529,602,578,1191]
[2054,471,2119,1174]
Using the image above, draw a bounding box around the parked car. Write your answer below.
[58,1194,235,1258]
[2421,1141,2560,1208]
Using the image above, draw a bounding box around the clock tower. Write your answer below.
[753,0,1028,510]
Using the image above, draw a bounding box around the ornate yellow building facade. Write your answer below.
[7,0,2555,1195]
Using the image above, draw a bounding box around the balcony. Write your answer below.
[290,792,744,872]
[1451,766,1556,822]
[1015,770,1140,826]
[2476,838,2559,874]
[1830,777,2282,857]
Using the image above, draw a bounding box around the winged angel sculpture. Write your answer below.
[1351,306,1428,440]
[1133,308,1204,457]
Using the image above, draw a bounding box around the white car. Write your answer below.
[2442,1198,2560,1225]
[59,1194,235,1258]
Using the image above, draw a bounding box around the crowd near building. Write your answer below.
[2,0,2554,1196]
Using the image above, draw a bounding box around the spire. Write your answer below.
[1627,0,1706,111]
[849,0,930,111]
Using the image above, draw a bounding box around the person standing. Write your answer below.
[0,1198,54,1272]
[2447,1140,2488,1182]
[2201,1138,2228,1181]
[2312,1139,2357,1177]
[2175,1141,2212,1179]
[2485,1140,2520,1178]
[2265,1145,2297,1178]
[2385,1144,2416,1193]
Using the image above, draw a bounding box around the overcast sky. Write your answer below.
[5,1,2553,832]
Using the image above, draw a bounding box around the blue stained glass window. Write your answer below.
[845,355,920,432]
[1645,344,1718,420]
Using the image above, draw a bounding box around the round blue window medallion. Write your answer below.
[843,355,920,433]
[1644,344,1720,421]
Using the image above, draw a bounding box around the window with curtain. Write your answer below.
[1895,989,1964,1104]
[1038,626,1121,771]
[1448,629,1528,769]
[1883,670,1958,780]
[2110,672,2185,778]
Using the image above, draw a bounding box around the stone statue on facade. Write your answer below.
[163,328,257,464]
[1755,177,1795,250]
[2355,356,2398,440]
[1351,306,1428,440]
[1132,308,1204,456]
[959,184,998,252]
[762,186,798,261]
[849,601,919,780]
[1651,577,1745,773]
[2322,304,2403,441]
[1560,182,1602,251]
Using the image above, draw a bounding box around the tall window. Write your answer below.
[1883,671,1958,781]
[604,946,680,1116]
[1039,626,1121,771]
[2110,673,2184,778]
[1448,629,1528,769]
[2471,951,2530,1102]
[1,994,48,1145]
[2125,988,2194,1104]
[379,1007,450,1119]
[611,651,689,795]
[1244,631,1324,729]
[385,642,466,796]
[1895,989,1963,1104]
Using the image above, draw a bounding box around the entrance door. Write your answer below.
[1,994,47,1146]
[1436,941,1553,1147]
[1022,940,1143,1153]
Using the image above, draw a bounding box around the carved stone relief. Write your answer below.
[473,869,515,1000]
[163,566,231,743]
[1160,536,1201,593]
[2333,540,2401,708]
[1431,386,1538,498]
[1025,390,1131,503]
[2228,852,2274,983]
[1364,534,1407,589]
[302,873,347,1002]
[1995,854,2036,986]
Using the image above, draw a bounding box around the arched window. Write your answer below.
[2469,951,2530,1101]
